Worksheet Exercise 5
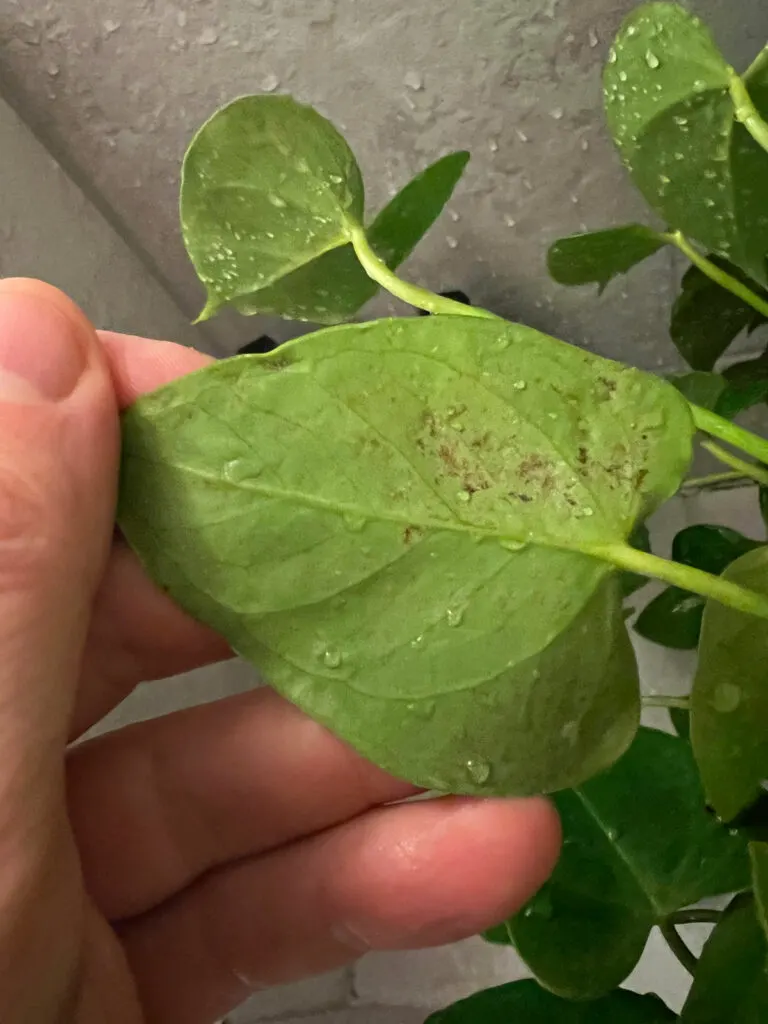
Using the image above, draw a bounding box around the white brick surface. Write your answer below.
[229,970,351,1022]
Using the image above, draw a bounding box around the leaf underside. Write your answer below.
[691,546,768,821]
[119,316,694,797]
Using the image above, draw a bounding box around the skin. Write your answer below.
[0,279,561,1024]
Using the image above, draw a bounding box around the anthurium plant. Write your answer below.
[117,4,768,1019]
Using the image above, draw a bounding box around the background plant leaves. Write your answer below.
[604,3,768,287]
[691,546,768,821]
[717,351,768,418]
[634,525,760,650]
[750,842,768,941]
[668,371,727,410]
[425,979,676,1023]
[680,895,768,1023]
[547,225,667,290]
[495,728,748,999]
[119,316,694,797]
[670,706,690,740]
[670,263,768,371]
[231,151,470,324]
[181,95,365,320]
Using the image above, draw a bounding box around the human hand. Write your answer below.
[0,279,560,1023]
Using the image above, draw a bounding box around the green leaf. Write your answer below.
[670,264,764,371]
[717,353,768,418]
[505,728,748,999]
[622,523,653,598]
[181,95,365,321]
[668,371,727,411]
[670,706,690,740]
[634,526,761,650]
[680,895,768,1023]
[425,980,676,1023]
[760,487,768,532]
[691,546,768,821]
[750,842,768,942]
[605,4,768,286]
[481,920,514,946]
[547,225,666,290]
[118,316,694,796]
[230,151,471,324]
[634,586,703,649]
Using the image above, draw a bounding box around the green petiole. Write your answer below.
[730,71,768,156]
[701,440,768,488]
[664,230,768,322]
[691,404,768,468]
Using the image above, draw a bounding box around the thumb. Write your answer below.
[0,280,118,818]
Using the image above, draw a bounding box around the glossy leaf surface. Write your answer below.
[547,225,666,290]
[503,729,748,999]
[680,895,768,1023]
[605,4,768,286]
[119,317,694,796]
[231,151,470,324]
[181,95,364,320]
[426,980,676,1023]
[691,547,768,820]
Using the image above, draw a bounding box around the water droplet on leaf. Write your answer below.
[644,49,660,69]
[466,759,491,785]
[712,682,742,713]
[323,647,343,669]
[446,606,465,628]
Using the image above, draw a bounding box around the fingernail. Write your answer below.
[0,282,88,401]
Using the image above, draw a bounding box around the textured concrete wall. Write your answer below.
[2,0,766,360]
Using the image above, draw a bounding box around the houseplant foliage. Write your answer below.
[115,3,768,1019]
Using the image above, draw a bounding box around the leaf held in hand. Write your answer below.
[425,979,676,1023]
[605,4,768,286]
[547,225,667,291]
[181,95,365,321]
[680,895,768,1023]
[118,317,694,797]
[231,151,471,324]
[503,728,748,999]
[691,546,768,821]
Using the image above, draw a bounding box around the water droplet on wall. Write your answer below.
[261,73,280,92]
[404,70,424,91]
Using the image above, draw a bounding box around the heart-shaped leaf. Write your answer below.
[181,95,365,321]
[691,546,768,821]
[605,3,768,286]
[670,263,767,370]
[230,151,470,324]
[634,526,761,650]
[680,895,768,1022]
[750,842,768,941]
[500,728,748,999]
[118,317,694,796]
[547,225,667,290]
[425,980,676,1023]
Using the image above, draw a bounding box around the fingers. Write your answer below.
[98,330,213,409]
[68,688,416,920]
[120,796,560,1024]
[0,281,117,812]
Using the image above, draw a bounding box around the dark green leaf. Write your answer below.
[481,920,514,946]
[181,95,365,321]
[680,895,768,1023]
[605,4,768,287]
[670,264,764,371]
[426,980,676,1023]
[634,587,703,649]
[622,522,652,598]
[750,842,768,941]
[691,547,768,821]
[668,370,726,410]
[547,225,666,290]
[634,526,760,650]
[717,353,768,418]
[506,728,748,999]
[118,316,694,796]
[670,706,690,740]
[760,487,768,532]
[231,152,471,324]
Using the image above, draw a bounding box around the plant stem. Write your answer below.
[642,695,690,710]
[683,470,748,489]
[730,72,768,155]
[691,404,768,467]
[584,541,768,620]
[669,909,722,927]
[665,231,768,321]
[348,223,499,319]
[701,440,768,487]
[660,920,699,976]
[746,45,768,82]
